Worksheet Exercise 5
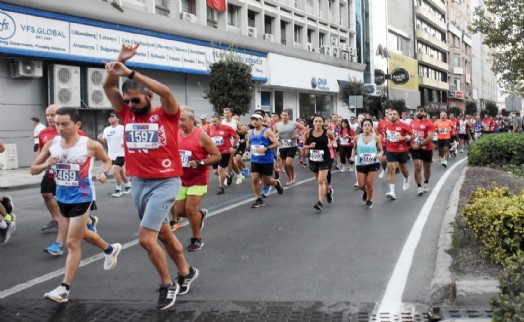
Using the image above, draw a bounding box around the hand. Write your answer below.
[349,156,355,163]
[104,61,131,77]
[96,172,108,183]
[118,43,140,63]
[46,156,59,168]
[97,133,104,141]
[310,142,316,148]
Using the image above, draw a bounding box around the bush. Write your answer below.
[468,133,524,167]
[492,293,524,322]
[493,252,524,322]
[463,185,524,264]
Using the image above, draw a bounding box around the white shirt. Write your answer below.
[103,124,125,160]
[400,118,412,126]
[33,123,46,144]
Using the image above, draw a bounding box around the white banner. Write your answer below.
[0,5,267,80]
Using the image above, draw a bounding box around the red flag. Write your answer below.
[207,0,226,12]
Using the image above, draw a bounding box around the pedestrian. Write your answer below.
[513,111,523,133]
[434,112,454,168]
[410,106,435,195]
[274,110,305,185]
[209,114,239,195]
[31,107,122,303]
[102,42,199,310]
[0,141,16,244]
[31,117,46,154]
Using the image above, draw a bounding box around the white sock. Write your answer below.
[0,221,7,229]
[389,184,395,193]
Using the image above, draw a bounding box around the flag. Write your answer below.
[207,0,226,12]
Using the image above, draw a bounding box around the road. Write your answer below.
[0,154,467,321]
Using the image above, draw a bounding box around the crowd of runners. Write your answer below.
[1,43,523,310]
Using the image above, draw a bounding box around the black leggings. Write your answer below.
[339,146,352,164]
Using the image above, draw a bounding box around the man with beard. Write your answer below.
[409,106,435,195]
[103,43,198,310]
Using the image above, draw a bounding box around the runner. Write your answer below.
[375,107,392,179]
[434,112,455,168]
[337,119,355,172]
[449,113,460,152]
[410,106,435,195]
[209,114,239,195]
[481,114,496,135]
[350,118,383,209]
[472,114,483,140]
[304,115,336,211]
[172,107,221,251]
[458,114,471,153]
[0,141,16,244]
[199,115,210,134]
[222,108,244,185]
[30,107,121,303]
[274,110,305,185]
[103,43,199,310]
[383,109,413,200]
[233,115,250,184]
[247,113,284,208]
[97,112,131,198]
[31,117,46,154]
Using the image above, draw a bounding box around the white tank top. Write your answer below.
[223,119,238,131]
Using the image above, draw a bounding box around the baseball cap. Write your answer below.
[108,112,117,117]
[251,114,263,120]
[200,114,207,120]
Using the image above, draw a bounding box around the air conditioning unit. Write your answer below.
[0,144,18,169]
[181,12,197,23]
[332,47,340,57]
[11,59,43,78]
[85,68,111,109]
[48,64,81,108]
[263,33,274,41]
[320,45,331,55]
[313,47,321,53]
[342,51,349,60]
[248,27,257,38]
[340,43,349,52]
[331,36,338,46]
[307,43,313,51]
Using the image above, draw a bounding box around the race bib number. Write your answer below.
[386,130,400,142]
[459,125,466,134]
[212,136,224,146]
[54,163,80,187]
[230,136,236,146]
[251,145,265,156]
[359,153,377,165]
[179,150,192,168]
[281,139,292,148]
[309,149,324,162]
[339,137,350,145]
[125,123,159,149]
[438,128,448,134]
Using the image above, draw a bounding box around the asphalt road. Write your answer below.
[0,153,468,320]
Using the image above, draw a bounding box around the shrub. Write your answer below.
[493,252,524,322]
[468,133,524,167]
[492,293,524,322]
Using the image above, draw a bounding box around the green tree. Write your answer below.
[338,78,368,103]
[448,107,461,117]
[465,101,477,115]
[389,99,406,114]
[470,0,524,94]
[485,101,499,117]
[205,49,253,116]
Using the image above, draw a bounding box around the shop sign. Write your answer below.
[311,77,330,91]
[374,69,386,85]
[455,91,464,99]
[390,68,410,85]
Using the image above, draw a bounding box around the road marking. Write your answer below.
[377,158,466,315]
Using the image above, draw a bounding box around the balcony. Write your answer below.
[419,77,449,91]
[417,52,448,72]
[415,6,446,32]
[416,29,448,52]
[426,0,446,14]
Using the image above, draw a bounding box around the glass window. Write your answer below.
[294,25,302,43]
[264,16,272,34]
[228,4,238,26]
[248,10,256,28]
[275,91,284,115]
[299,93,315,118]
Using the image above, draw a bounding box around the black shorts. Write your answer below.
[40,173,56,195]
[213,153,231,169]
[458,134,469,141]
[410,149,433,163]
[236,143,247,156]
[33,143,38,152]
[279,147,298,159]
[250,162,274,177]
[356,163,380,174]
[437,139,451,149]
[450,136,458,142]
[112,156,125,167]
[57,201,92,218]
[385,151,409,164]
[309,160,332,173]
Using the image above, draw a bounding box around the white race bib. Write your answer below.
[125,123,159,149]
[339,137,350,145]
[54,163,80,187]
[179,150,192,168]
[359,153,377,165]
[309,149,324,162]
[212,136,224,146]
[386,130,400,142]
[251,145,265,156]
[281,139,292,148]
[459,125,466,134]
[438,128,448,134]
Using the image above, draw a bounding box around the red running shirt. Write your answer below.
[177,128,210,186]
[384,121,413,152]
[410,118,435,151]
[208,124,238,154]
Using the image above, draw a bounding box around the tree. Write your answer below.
[389,99,406,114]
[465,101,477,116]
[484,101,499,117]
[470,0,524,94]
[338,78,368,103]
[205,49,253,116]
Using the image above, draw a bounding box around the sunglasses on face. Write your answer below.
[123,97,141,105]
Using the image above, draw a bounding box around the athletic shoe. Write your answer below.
[385,192,396,200]
[226,173,234,187]
[353,182,358,187]
[187,238,204,251]
[348,165,355,172]
[275,180,284,195]
[177,266,199,295]
[87,215,98,232]
[112,190,123,198]
[103,243,122,270]
[1,196,14,214]
[364,201,373,209]
[44,242,63,256]
[378,169,385,179]
[0,220,15,244]
[326,188,334,204]
[361,191,367,202]
[41,220,58,232]
[313,201,324,211]
[170,220,181,232]
[123,186,132,195]
[417,187,424,196]
[460,149,464,153]
[403,176,411,191]
[423,183,430,193]
[261,185,271,198]
[340,165,347,173]
[216,187,225,195]
[235,174,245,185]
[442,160,448,168]
[157,283,179,310]
[335,163,341,170]
[242,168,249,177]
[200,209,207,231]
[251,198,266,208]
[44,285,69,303]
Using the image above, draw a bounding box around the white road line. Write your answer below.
[377,158,466,315]
[0,175,317,299]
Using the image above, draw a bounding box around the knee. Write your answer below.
[66,238,81,251]
[139,235,156,251]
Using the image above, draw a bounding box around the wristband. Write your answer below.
[128,70,136,80]
[101,170,109,176]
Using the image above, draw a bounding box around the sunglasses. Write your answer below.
[123,97,141,105]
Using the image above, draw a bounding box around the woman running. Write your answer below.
[337,119,355,172]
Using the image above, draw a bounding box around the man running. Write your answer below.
[103,43,198,310]
[458,114,471,152]
[274,110,305,185]
[434,112,454,168]
[31,107,121,303]
[410,106,435,195]
[0,141,15,244]
[31,117,46,154]
[209,114,239,195]
[172,107,220,251]
[375,108,392,179]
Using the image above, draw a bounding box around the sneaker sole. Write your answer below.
[158,284,179,310]
[105,244,122,270]
[178,268,199,295]
[251,204,266,208]
[43,248,63,256]
[187,242,204,252]
[386,195,396,200]
[44,295,68,303]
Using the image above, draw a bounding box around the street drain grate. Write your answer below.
[371,304,429,322]
[429,307,493,321]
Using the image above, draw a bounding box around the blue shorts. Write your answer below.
[131,177,181,232]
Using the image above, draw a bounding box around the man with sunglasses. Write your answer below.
[103,43,198,310]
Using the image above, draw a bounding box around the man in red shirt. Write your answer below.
[171,107,220,251]
[209,114,239,195]
[375,107,392,179]
[449,113,460,143]
[383,109,413,200]
[410,106,436,195]
[103,43,198,310]
[482,114,496,134]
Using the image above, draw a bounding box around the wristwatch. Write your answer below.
[198,160,205,167]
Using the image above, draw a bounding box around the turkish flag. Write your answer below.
[207,0,226,12]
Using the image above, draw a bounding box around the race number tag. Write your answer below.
[359,153,377,165]
[230,136,236,146]
[386,130,399,142]
[459,125,466,134]
[54,163,80,187]
[212,136,224,146]
[281,139,292,148]
[125,123,159,149]
[251,145,265,156]
[179,150,192,168]
[339,137,350,145]
[309,149,324,162]
[438,128,448,134]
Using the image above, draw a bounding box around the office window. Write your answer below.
[181,0,195,14]
[248,10,256,28]
[264,16,272,34]
[294,25,302,43]
[228,4,239,27]
[207,7,218,28]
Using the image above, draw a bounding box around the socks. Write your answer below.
[0,221,6,229]
[116,185,122,191]
[61,283,70,291]
[389,184,395,193]
[125,182,131,188]
[104,244,113,255]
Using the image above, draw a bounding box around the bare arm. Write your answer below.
[264,129,280,150]
[30,141,54,175]
[193,131,221,168]
[88,140,112,183]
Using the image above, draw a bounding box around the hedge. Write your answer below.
[468,133,524,167]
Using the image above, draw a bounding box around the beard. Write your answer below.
[417,114,424,119]
[131,99,151,116]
